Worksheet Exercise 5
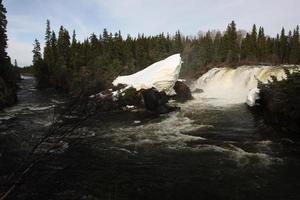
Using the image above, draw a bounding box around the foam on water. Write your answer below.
[192,144,282,167]
[28,105,55,111]
[191,65,299,105]
[103,112,207,149]
[21,75,33,80]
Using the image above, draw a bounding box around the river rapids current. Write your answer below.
[0,69,300,200]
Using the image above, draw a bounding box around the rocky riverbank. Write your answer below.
[0,76,18,110]
[257,69,300,136]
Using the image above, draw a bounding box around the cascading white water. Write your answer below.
[192,65,299,104]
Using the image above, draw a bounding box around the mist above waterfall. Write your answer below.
[192,65,298,104]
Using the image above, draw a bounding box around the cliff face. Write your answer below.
[258,70,300,135]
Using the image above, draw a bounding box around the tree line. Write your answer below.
[183,21,300,75]
[32,20,300,92]
[0,0,19,109]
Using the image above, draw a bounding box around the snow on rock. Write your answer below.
[246,87,260,107]
[113,54,182,93]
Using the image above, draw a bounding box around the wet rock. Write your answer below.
[91,86,179,114]
[118,87,142,107]
[194,88,204,93]
[142,88,179,114]
[256,71,300,136]
[0,77,18,110]
[173,81,193,102]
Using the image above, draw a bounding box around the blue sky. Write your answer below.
[4,0,300,66]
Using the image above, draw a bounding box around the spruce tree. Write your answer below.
[43,20,51,61]
[14,59,18,68]
[257,27,267,62]
[213,31,222,63]
[221,21,239,63]
[241,33,252,61]
[33,39,49,88]
[289,26,300,64]
[0,0,9,75]
[249,24,258,61]
[57,26,71,68]
[279,28,287,63]
[174,30,183,53]
[70,30,80,70]
[32,39,42,64]
[50,31,59,83]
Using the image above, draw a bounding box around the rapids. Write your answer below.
[191,65,299,104]
[1,71,300,200]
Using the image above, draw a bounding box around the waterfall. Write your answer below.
[192,65,298,104]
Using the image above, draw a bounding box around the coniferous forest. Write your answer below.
[0,0,19,109]
[2,1,300,200]
[32,20,300,94]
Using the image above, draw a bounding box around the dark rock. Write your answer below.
[173,81,193,102]
[91,86,179,114]
[112,83,127,91]
[194,88,204,93]
[142,88,179,114]
[256,70,300,136]
[0,77,18,110]
[118,87,142,107]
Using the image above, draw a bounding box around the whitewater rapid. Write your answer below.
[191,65,299,105]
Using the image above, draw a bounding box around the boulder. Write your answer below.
[194,88,203,93]
[0,77,18,110]
[173,81,193,102]
[141,88,179,114]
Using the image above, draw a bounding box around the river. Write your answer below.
[0,75,300,200]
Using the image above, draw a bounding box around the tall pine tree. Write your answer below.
[0,0,9,75]
[289,26,300,64]
[33,39,49,88]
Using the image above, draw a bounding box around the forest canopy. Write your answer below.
[32,20,300,93]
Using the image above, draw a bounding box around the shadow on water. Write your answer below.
[1,77,300,200]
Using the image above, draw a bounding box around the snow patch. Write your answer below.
[246,87,260,106]
[113,54,182,93]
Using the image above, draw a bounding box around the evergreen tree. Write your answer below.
[57,26,71,68]
[0,0,20,108]
[42,19,52,82]
[174,30,183,53]
[32,39,42,64]
[257,27,267,62]
[43,20,51,61]
[279,28,287,63]
[221,21,239,63]
[0,0,9,75]
[33,39,49,88]
[289,26,300,64]
[249,24,258,60]
[72,30,77,45]
[49,31,59,84]
[241,33,252,61]
[213,31,222,63]
[31,20,300,92]
[50,31,58,65]
[70,30,81,70]
[14,59,18,68]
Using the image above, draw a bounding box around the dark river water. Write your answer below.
[0,76,300,200]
